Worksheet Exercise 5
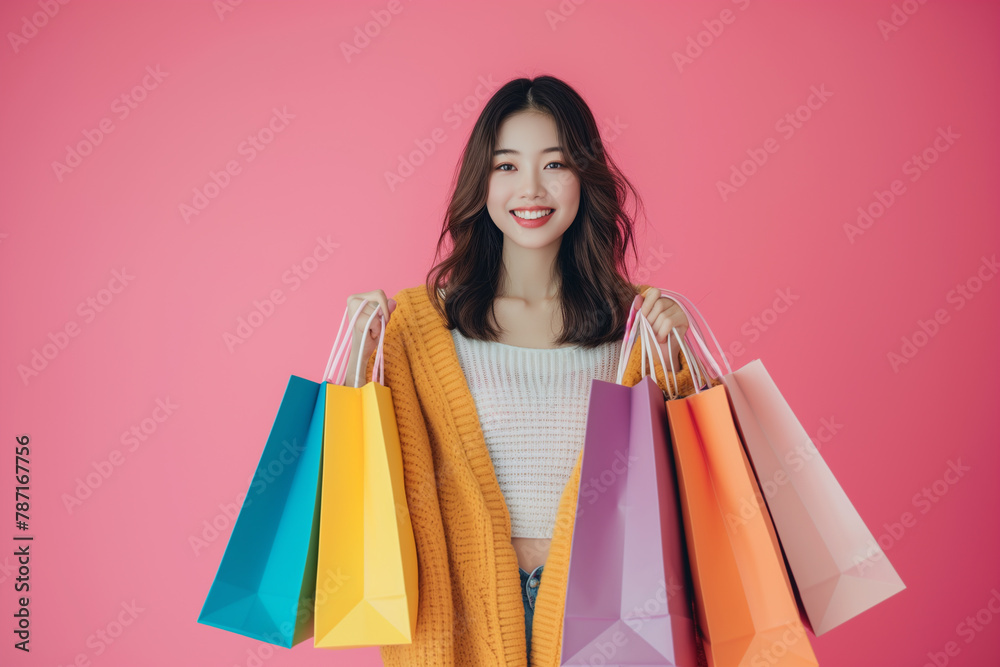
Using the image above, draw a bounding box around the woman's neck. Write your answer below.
[497,236,561,302]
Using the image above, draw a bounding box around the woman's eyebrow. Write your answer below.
[492,146,564,157]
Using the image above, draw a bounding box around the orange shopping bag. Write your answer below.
[656,329,818,667]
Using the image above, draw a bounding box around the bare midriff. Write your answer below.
[512,537,551,572]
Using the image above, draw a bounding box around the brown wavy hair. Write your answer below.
[425,75,647,348]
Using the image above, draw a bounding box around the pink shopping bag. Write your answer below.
[654,288,906,636]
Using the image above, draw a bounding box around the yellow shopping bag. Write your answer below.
[313,299,418,648]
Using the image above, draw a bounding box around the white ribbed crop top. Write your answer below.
[449,326,623,539]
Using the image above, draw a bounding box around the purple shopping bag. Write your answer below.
[561,369,699,666]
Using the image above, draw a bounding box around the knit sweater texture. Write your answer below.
[363,283,703,666]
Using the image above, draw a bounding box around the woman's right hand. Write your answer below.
[341,290,396,386]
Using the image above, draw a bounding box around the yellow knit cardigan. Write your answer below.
[363,283,704,666]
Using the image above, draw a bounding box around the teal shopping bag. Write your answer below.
[197,376,326,647]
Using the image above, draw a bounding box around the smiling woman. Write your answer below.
[343,75,698,667]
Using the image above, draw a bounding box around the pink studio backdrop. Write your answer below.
[2,1,998,666]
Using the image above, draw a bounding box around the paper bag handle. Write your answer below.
[323,299,386,387]
[648,287,732,378]
[615,299,706,398]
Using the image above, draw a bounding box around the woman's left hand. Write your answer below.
[632,288,689,369]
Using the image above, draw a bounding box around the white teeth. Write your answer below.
[512,209,554,220]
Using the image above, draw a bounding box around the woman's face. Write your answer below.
[487,111,581,250]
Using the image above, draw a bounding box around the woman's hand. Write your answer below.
[341,290,396,387]
[632,288,689,372]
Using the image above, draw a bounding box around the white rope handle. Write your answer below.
[614,300,658,386]
[653,287,731,377]
[634,307,706,399]
[322,299,387,387]
[615,298,644,384]
[615,298,706,399]
[616,297,703,386]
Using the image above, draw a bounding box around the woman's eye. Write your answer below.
[494,162,564,171]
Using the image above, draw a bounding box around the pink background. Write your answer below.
[2,1,998,666]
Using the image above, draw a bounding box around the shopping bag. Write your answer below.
[657,288,905,635]
[659,324,819,667]
[313,299,418,647]
[197,376,326,647]
[561,304,699,666]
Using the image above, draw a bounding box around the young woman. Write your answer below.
[340,75,702,667]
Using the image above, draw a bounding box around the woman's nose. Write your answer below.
[519,170,545,197]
